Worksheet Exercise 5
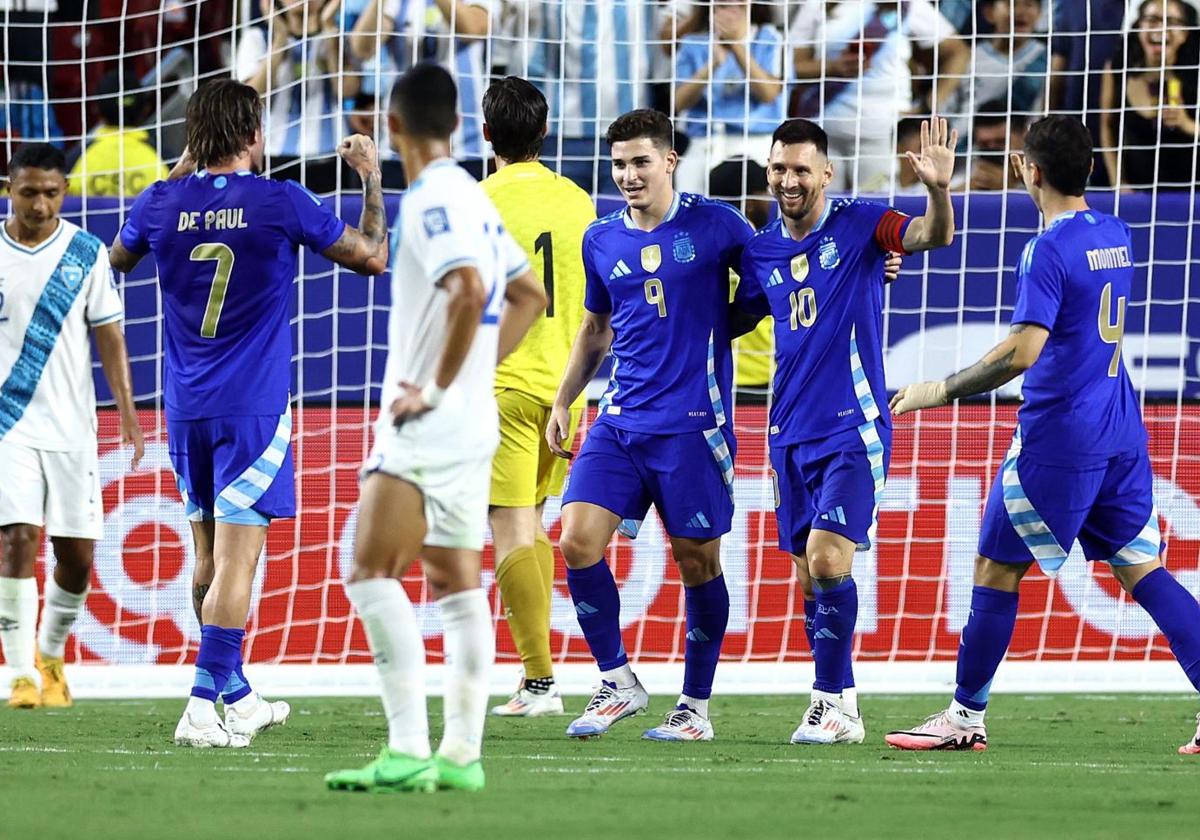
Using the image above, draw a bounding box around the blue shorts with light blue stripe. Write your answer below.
[562,419,735,540]
[770,419,892,555]
[168,410,295,526]
[979,444,1162,574]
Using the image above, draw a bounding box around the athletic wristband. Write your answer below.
[421,382,446,408]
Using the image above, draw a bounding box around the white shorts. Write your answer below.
[363,427,495,551]
[0,438,103,539]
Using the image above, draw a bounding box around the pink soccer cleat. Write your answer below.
[885,709,988,751]
[1179,713,1200,755]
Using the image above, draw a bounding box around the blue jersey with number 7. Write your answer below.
[118,171,345,420]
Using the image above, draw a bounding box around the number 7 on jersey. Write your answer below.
[191,243,235,338]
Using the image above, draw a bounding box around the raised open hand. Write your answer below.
[906,117,958,190]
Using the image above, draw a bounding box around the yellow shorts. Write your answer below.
[490,389,583,508]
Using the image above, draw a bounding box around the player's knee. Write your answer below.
[0,525,42,575]
[807,548,850,581]
[1110,557,1162,593]
[973,555,1027,591]
[558,529,601,569]
[674,552,722,587]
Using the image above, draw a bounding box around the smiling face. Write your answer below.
[1137,0,1190,66]
[610,137,677,212]
[6,166,67,238]
[767,140,832,223]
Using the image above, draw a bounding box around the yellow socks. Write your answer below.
[495,545,554,680]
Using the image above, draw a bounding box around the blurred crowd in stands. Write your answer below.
[0,0,1197,197]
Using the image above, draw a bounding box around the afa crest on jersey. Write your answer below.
[641,244,662,273]
[791,254,809,283]
[61,265,85,291]
[818,236,840,270]
[672,232,696,264]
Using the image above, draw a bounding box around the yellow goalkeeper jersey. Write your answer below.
[484,160,595,406]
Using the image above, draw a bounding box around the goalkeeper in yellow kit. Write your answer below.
[481,77,596,716]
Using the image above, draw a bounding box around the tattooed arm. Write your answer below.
[890,323,1051,415]
[322,135,389,275]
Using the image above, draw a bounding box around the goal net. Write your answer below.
[2,0,1198,696]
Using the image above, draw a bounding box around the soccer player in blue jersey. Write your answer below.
[737,117,957,745]
[110,79,389,747]
[545,109,761,741]
[885,116,1200,755]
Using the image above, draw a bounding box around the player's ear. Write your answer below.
[664,149,679,175]
[482,123,492,143]
[541,121,549,139]
[822,158,833,188]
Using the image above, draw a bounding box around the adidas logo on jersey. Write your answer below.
[686,512,712,529]
[766,268,785,287]
[609,260,633,280]
[819,506,847,525]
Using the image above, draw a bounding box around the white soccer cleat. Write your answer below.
[491,685,565,717]
[174,710,251,748]
[884,709,988,751]
[565,679,649,739]
[224,694,291,739]
[790,698,865,745]
[642,706,714,741]
[1178,712,1200,755]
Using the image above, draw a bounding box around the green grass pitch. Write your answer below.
[2,695,1197,839]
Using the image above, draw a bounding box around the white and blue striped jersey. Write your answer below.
[381,159,529,456]
[582,192,754,433]
[527,0,652,139]
[0,219,123,450]
[382,0,499,161]
[235,28,343,158]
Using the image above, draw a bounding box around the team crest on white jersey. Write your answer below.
[818,236,840,270]
[791,254,809,283]
[672,232,696,263]
[62,266,85,291]
[641,244,662,273]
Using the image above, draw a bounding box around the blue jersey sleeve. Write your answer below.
[582,229,612,314]
[282,181,347,253]
[1012,236,1065,330]
[734,247,771,316]
[118,185,156,255]
[718,203,756,271]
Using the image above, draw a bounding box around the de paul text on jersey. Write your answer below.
[177,209,249,232]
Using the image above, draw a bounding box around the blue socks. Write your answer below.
[805,597,856,690]
[191,625,245,702]
[222,660,253,705]
[954,586,1019,711]
[812,579,858,695]
[566,561,627,671]
[682,574,729,701]
[1132,567,1200,692]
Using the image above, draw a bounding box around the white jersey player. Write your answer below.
[0,143,143,709]
[325,64,546,794]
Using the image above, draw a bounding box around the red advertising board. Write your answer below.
[33,405,1200,667]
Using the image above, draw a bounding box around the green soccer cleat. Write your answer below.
[325,746,438,793]
[434,755,485,792]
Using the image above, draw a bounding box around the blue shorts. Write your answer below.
[562,420,735,540]
[770,419,890,555]
[167,408,295,526]
[978,433,1162,576]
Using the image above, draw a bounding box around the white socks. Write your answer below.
[186,695,220,725]
[679,694,709,719]
[949,698,986,727]
[346,578,432,759]
[601,663,636,689]
[0,577,38,682]
[38,576,87,660]
[840,687,860,719]
[437,588,493,766]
